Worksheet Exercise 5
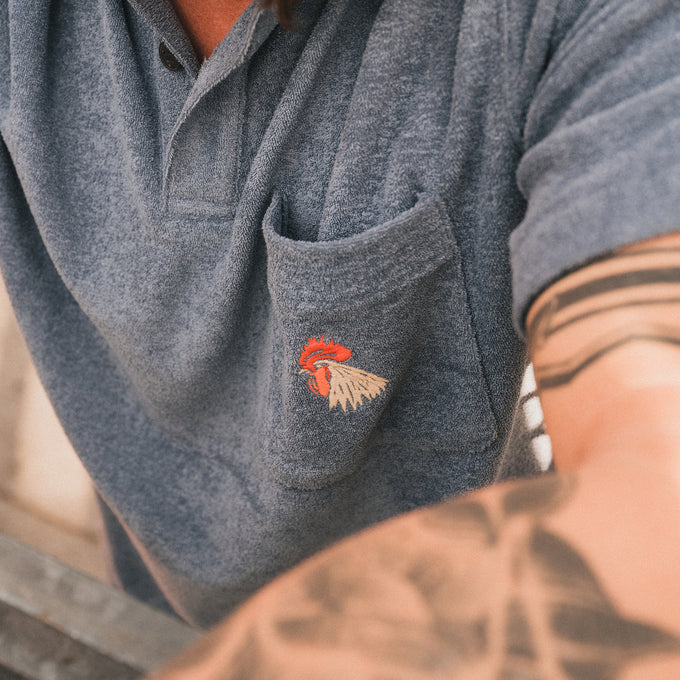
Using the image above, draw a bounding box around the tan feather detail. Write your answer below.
[322,361,388,412]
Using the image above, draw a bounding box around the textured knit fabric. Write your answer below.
[0,0,678,627]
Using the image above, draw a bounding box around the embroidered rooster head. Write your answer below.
[298,335,388,412]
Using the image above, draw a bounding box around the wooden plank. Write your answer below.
[0,601,139,680]
[0,534,201,679]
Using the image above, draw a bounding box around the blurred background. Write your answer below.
[0,277,107,581]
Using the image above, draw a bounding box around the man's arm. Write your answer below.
[147,473,680,680]
[147,232,680,679]
[528,230,680,470]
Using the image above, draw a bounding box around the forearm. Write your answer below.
[148,468,680,680]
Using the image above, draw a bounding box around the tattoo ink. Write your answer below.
[528,256,680,390]
[178,475,680,680]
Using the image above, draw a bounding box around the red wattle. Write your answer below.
[308,365,331,397]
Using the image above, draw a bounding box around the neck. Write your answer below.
[171,0,253,60]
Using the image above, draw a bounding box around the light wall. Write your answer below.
[0,278,106,580]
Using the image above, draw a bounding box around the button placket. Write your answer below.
[163,68,246,217]
[161,9,277,218]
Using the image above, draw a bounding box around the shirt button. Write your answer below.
[159,42,182,71]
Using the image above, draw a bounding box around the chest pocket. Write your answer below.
[262,193,497,490]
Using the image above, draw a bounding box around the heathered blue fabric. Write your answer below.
[0,0,678,626]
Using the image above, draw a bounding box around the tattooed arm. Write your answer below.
[148,469,680,680]
[528,231,680,469]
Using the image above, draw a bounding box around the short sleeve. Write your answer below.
[510,0,680,334]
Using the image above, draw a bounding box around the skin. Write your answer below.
[148,467,680,680]
[170,0,252,59]
[528,231,680,471]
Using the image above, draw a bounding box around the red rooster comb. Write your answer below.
[299,335,352,371]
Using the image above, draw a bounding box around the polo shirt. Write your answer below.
[0,0,678,626]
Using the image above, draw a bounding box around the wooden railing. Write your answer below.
[0,534,201,680]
